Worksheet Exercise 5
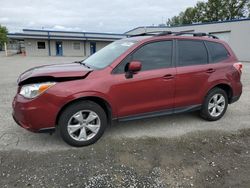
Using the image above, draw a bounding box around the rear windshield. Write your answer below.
[83,40,137,69]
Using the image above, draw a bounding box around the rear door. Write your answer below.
[175,39,213,108]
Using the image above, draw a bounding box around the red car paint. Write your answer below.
[12,35,242,132]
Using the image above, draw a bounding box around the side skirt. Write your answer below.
[38,127,56,134]
[117,104,201,122]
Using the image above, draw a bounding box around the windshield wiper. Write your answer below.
[73,60,84,64]
[81,62,91,69]
[74,61,91,69]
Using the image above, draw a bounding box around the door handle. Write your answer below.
[206,68,215,73]
[163,74,174,80]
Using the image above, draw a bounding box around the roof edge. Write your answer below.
[125,18,250,34]
[7,33,124,40]
[23,29,125,36]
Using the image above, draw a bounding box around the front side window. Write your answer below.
[37,42,46,49]
[132,41,172,71]
[178,40,208,66]
[114,41,172,73]
[206,41,229,63]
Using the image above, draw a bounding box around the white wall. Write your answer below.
[50,40,86,57]
[24,39,49,56]
[24,39,112,57]
[126,20,250,61]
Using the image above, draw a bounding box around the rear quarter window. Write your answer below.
[206,41,230,63]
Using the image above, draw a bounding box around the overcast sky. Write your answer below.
[0,0,198,33]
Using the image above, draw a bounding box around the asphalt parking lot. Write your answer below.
[0,55,250,187]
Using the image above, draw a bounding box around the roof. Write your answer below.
[125,18,250,34]
[8,29,126,41]
[23,29,125,36]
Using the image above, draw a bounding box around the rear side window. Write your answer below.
[206,41,229,63]
[132,41,172,71]
[178,40,208,66]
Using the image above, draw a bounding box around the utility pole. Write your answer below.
[4,42,7,56]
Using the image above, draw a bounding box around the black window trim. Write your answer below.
[176,39,209,67]
[112,39,174,74]
[37,41,46,49]
[204,41,230,64]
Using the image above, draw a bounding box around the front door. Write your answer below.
[56,41,63,56]
[111,40,176,118]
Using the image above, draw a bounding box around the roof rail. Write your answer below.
[127,31,219,39]
[127,31,170,37]
[173,32,219,39]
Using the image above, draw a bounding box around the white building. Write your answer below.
[7,19,250,61]
[7,29,125,57]
[126,18,250,61]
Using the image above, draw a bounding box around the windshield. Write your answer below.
[83,40,137,69]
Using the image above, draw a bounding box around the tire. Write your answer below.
[58,100,107,147]
[200,88,228,121]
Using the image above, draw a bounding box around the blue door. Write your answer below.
[90,42,96,55]
[56,41,63,56]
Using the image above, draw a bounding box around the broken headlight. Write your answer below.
[20,82,56,99]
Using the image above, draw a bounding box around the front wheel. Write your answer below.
[58,101,107,147]
[200,88,228,121]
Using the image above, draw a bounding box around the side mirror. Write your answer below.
[128,61,142,72]
[126,61,142,79]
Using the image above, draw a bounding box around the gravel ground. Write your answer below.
[0,55,250,187]
[0,130,250,187]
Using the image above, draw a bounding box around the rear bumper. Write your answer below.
[230,79,242,104]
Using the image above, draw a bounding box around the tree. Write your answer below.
[204,0,226,21]
[182,7,197,24]
[167,15,183,26]
[194,1,207,22]
[167,0,249,26]
[224,0,248,19]
[0,25,8,50]
[247,1,250,17]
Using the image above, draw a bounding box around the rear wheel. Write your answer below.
[200,88,228,121]
[59,101,107,147]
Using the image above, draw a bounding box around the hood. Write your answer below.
[18,63,92,85]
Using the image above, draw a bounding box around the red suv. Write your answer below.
[12,32,242,146]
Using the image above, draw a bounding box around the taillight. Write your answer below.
[233,62,243,74]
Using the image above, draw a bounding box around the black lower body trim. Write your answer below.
[38,127,56,133]
[118,104,201,122]
[229,95,241,104]
[12,113,22,127]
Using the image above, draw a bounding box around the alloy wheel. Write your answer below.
[208,94,225,117]
[67,110,101,141]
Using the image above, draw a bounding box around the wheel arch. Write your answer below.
[55,96,113,126]
[206,83,233,103]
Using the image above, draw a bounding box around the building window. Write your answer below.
[73,42,80,50]
[37,42,46,49]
